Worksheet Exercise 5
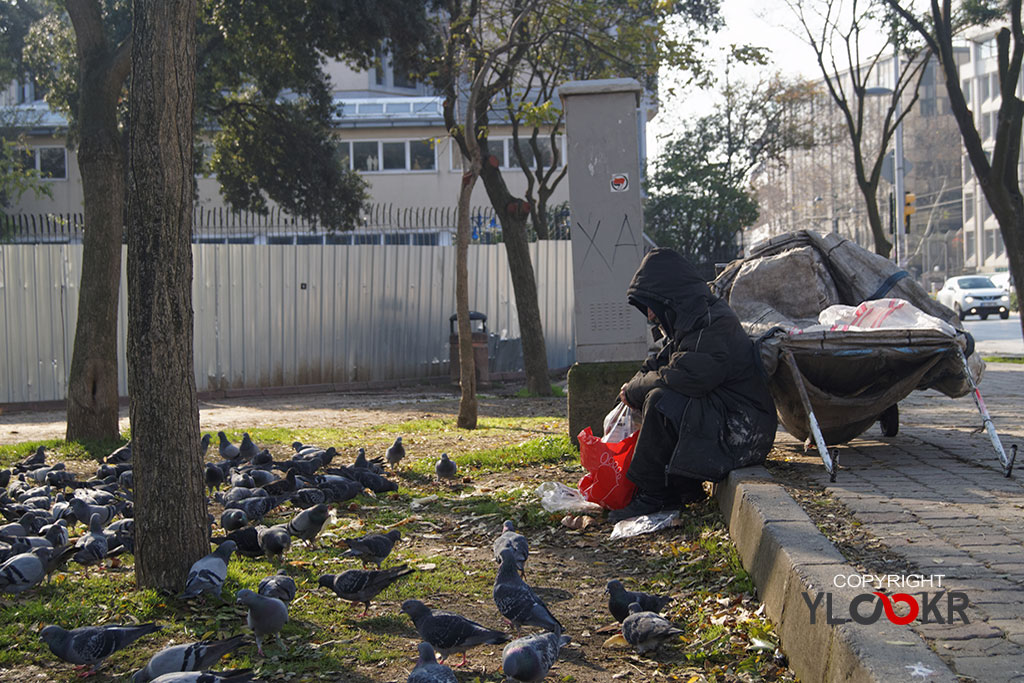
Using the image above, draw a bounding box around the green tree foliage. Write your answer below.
[646,75,814,274]
[19,0,437,228]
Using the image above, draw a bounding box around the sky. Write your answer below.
[648,0,822,158]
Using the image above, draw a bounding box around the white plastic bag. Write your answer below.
[601,402,634,444]
[609,509,680,540]
[535,482,604,514]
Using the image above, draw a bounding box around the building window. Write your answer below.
[964,193,973,222]
[450,136,564,171]
[980,75,990,101]
[23,146,67,180]
[965,229,975,263]
[344,139,436,173]
[962,80,971,102]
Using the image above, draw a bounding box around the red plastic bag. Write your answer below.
[577,426,638,510]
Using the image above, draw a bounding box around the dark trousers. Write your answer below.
[625,388,703,497]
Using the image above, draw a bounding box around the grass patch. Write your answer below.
[983,355,1024,364]
[0,436,127,467]
[513,384,566,398]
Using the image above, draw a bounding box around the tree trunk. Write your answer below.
[456,169,478,429]
[479,161,552,396]
[64,0,132,442]
[859,181,891,258]
[127,0,206,591]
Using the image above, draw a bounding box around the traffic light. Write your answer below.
[904,192,916,233]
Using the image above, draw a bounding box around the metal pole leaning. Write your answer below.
[959,348,1015,477]
[783,349,837,481]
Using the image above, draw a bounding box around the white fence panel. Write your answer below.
[0,242,575,403]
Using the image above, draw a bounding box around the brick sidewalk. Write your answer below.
[783,363,1024,682]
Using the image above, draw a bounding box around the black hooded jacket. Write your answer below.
[623,248,777,481]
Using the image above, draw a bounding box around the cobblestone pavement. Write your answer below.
[775,363,1024,682]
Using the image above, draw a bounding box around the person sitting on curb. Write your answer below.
[609,248,778,523]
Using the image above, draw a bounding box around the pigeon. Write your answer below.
[235,588,288,657]
[502,631,572,682]
[318,564,414,616]
[218,432,240,461]
[256,525,292,563]
[605,579,674,623]
[435,453,457,481]
[493,520,528,575]
[0,547,49,593]
[131,634,247,682]
[386,437,406,469]
[44,544,78,582]
[148,670,254,683]
[407,641,456,683]
[105,441,132,464]
[213,527,262,558]
[228,471,255,489]
[493,548,562,633]
[73,513,109,567]
[621,602,685,654]
[228,494,289,523]
[352,447,383,473]
[290,487,327,509]
[259,570,297,603]
[400,599,510,667]
[238,433,259,462]
[200,433,212,458]
[259,470,297,497]
[286,503,329,547]
[69,497,122,527]
[16,445,47,471]
[220,508,248,532]
[337,466,398,494]
[40,622,161,674]
[251,450,273,467]
[247,468,275,486]
[342,529,401,568]
[180,541,236,599]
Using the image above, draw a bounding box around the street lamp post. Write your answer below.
[865,47,907,269]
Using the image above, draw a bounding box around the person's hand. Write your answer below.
[618,383,634,409]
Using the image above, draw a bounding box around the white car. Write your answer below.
[936,275,1011,320]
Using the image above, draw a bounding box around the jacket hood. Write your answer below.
[626,248,716,336]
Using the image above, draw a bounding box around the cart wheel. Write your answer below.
[879,404,899,437]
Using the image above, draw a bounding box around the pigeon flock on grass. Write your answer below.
[2,435,689,681]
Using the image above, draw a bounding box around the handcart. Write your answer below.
[712,230,1015,481]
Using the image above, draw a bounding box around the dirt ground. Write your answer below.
[0,386,566,447]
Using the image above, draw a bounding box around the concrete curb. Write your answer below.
[715,468,958,683]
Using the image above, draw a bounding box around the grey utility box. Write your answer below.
[560,78,650,444]
[559,78,649,363]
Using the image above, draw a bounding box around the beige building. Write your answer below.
[2,57,570,245]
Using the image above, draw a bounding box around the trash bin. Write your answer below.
[449,311,490,385]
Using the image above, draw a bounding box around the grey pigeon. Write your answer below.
[408,641,456,683]
[621,602,684,654]
[235,588,288,657]
[286,503,329,547]
[220,508,248,532]
[342,529,401,568]
[238,433,259,462]
[180,541,236,599]
[106,441,132,464]
[218,432,240,461]
[70,497,122,527]
[400,598,510,667]
[606,579,673,623]
[0,547,49,593]
[290,487,327,509]
[200,433,212,458]
[353,447,384,474]
[73,513,109,567]
[131,634,247,682]
[149,670,253,683]
[149,672,253,683]
[318,564,414,616]
[40,622,161,674]
[493,520,528,575]
[16,445,47,470]
[258,570,297,603]
[252,450,273,467]
[435,453,457,481]
[213,528,261,558]
[502,631,572,682]
[338,466,397,493]
[493,548,562,633]
[256,524,291,563]
[386,437,406,469]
